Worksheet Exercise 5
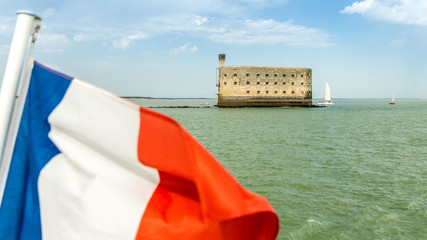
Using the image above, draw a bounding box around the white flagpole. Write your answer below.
[0,11,41,202]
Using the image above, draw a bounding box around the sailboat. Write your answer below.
[318,82,334,105]
[389,92,396,105]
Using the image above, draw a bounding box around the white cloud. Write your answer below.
[142,15,332,47]
[194,17,207,26]
[73,33,92,42]
[0,17,14,35]
[36,33,70,52]
[71,29,149,50]
[0,45,9,55]
[4,0,330,51]
[82,60,114,68]
[35,13,332,50]
[0,24,8,32]
[112,38,132,50]
[171,43,190,55]
[170,42,198,55]
[207,19,332,47]
[190,46,198,52]
[341,0,427,26]
[59,13,329,50]
[143,14,214,35]
[111,31,149,50]
[390,39,406,46]
[42,8,56,18]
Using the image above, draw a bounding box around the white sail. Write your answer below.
[389,92,396,104]
[324,82,331,101]
[318,82,334,105]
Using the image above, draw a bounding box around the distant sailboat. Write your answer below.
[318,82,334,105]
[389,92,396,105]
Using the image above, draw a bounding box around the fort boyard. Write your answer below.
[217,54,313,107]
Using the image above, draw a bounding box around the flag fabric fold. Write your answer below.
[0,60,279,239]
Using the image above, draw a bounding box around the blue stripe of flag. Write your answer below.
[0,61,72,239]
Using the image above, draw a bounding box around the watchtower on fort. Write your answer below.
[217,54,312,107]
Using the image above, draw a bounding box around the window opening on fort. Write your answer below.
[246,73,250,77]
[283,91,286,94]
[266,82,269,85]
[224,82,227,85]
[266,91,269,94]
[274,74,277,77]
[246,91,250,94]
[274,82,277,85]
[233,73,237,77]
[283,74,286,77]
[257,73,260,77]
[257,82,260,85]
[246,82,250,85]
[291,82,294,85]
[224,74,227,77]
[257,91,260,94]
[283,82,286,85]
[234,82,237,85]
[292,91,295,94]
[274,91,278,94]
[266,74,269,77]
[301,74,304,77]
[301,82,304,85]
[291,74,295,77]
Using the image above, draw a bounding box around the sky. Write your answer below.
[0,0,427,99]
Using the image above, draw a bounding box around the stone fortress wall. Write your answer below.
[217,54,312,107]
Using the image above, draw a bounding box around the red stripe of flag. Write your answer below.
[136,107,279,239]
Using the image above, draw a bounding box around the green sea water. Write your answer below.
[134,99,427,240]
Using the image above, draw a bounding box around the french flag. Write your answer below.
[0,61,279,239]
